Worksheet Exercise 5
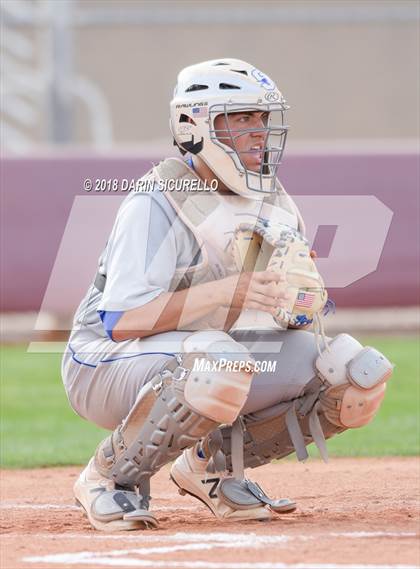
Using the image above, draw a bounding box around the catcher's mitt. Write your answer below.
[231,220,328,329]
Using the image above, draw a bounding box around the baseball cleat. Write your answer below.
[170,446,276,521]
[73,458,158,531]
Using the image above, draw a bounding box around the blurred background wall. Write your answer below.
[1,0,419,151]
[1,0,419,337]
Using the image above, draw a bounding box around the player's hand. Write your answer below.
[219,271,290,316]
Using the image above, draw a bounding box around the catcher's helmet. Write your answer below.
[170,58,289,199]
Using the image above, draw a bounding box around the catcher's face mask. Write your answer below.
[170,58,290,199]
[211,106,288,189]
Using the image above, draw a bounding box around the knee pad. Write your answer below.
[95,331,255,490]
[316,333,393,429]
[182,331,256,424]
[220,334,393,471]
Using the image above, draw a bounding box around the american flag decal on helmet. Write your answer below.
[295,292,315,309]
[192,106,208,117]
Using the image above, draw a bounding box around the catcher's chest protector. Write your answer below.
[153,158,302,288]
[154,158,305,330]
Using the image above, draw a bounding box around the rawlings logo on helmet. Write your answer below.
[265,92,280,102]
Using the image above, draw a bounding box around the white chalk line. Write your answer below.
[21,532,420,568]
[1,504,79,511]
[23,543,418,569]
[331,532,418,539]
[22,555,420,569]
[2,531,416,542]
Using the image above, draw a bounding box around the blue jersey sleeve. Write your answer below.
[98,310,124,341]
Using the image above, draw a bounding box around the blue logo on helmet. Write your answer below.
[251,68,275,91]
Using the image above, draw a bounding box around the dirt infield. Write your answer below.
[1,458,419,569]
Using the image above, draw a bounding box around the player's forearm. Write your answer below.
[112,281,225,341]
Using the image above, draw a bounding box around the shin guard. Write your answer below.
[220,334,393,470]
[95,332,255,494]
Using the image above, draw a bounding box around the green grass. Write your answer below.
[0,346,108,468]
[309,336,420,458]
[1,336,419,468]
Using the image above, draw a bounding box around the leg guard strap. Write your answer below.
[221,380,337,471]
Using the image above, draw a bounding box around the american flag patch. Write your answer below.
[192,106,208,117]
[295,292,315,309]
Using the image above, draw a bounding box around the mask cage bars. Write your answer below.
[209,102,289,194]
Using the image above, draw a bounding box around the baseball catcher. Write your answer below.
[62,59,393,531]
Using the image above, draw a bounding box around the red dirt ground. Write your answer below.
[1,458,419,569]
